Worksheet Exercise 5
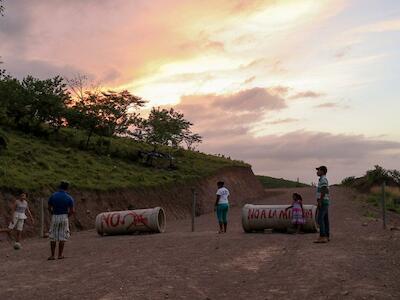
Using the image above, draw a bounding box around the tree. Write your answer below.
[68,89,146,147]
[182,130,202,150]
[0,72,27,127]
[137,107,202,150]
[0,72,70,132]
[21,75,70,130]
[99,90,146,137]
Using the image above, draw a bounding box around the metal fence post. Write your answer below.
[382,182,386,230]
[40,197,45,238]
[191,188,196,232]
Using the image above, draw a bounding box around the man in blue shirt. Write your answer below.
[48,181,75,260]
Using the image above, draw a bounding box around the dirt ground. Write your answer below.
[1,187,400,300]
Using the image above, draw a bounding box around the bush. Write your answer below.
[341,176,356,186]
[342,165,400,191]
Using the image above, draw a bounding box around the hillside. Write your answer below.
[340,166,400,214]
[0,128,248,191]
[0,128,266,236]
[256,175,309,189]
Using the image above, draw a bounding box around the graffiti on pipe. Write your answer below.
[101,212,148,229]
[247,208,314,220]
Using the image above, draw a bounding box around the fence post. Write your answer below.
[382,182,386,230]
[40,198,44,238]
[191,188,196,232]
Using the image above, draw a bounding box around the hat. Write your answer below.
[316,166,328,174]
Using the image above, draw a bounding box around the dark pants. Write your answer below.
[318,205,330,237]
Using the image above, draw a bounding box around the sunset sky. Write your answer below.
[1,0,399,183]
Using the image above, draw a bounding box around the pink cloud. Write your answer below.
[289,91,324,100]
[314,102,350,109]
[170,90,400,183]
[175,88,286,135]
[0,0,263,84]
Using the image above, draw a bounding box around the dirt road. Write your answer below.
[1,187,400,300]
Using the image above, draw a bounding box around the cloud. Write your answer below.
[335,46,352,59]
[214,87,287,112]
[314,102,349,109]
[171,91,400,183]
[178,33,225,53]
[198,130,400,184]
[243,76,256,85]
[0,0,266,86]
[289,91,324,100]
[263,118,299,125]
[173,87,287,139]
[355,19,400,33]
[2,58,87,80]
[267,86,291,97]
[314,102,338,108]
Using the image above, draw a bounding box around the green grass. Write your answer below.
[362,210,377,219]
[256,175,309,189]
[365,192,400,214]
[0,128,248,191]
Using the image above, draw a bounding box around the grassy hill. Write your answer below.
[0,127,248,191]
[340,166,400,214]
[256,175,309,189]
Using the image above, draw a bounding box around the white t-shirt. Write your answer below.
[14,199,28,220]
[216,187,230,204]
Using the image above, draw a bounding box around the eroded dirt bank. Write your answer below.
[0,166,265,236]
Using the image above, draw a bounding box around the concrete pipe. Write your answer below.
[95,207,166,236]
[242,204,318,233]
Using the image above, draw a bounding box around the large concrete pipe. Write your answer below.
[242,204,318,233]
[96,207,166,236]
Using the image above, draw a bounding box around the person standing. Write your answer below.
[48,181,74,260]
[5,192,34,246]
[214,181,230,233]
[314,166,330,243]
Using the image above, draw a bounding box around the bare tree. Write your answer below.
[66,74,88,101]
[66,74,105,103]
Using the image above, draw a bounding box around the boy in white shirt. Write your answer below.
[214,181,230,233]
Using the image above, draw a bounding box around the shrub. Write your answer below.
[341,176,356,186]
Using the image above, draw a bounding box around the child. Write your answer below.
[285,193,305,233]
[6,192,34,245]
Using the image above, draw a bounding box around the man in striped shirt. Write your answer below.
[314,166,330,243]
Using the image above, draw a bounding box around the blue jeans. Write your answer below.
[318,205,330,237]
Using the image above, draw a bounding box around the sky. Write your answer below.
[1,0,400,183]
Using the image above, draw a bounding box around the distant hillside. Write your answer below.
[340,166,400,214]
[256,175,309,189]
[0,127,248,191]
[341,165,400,191]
